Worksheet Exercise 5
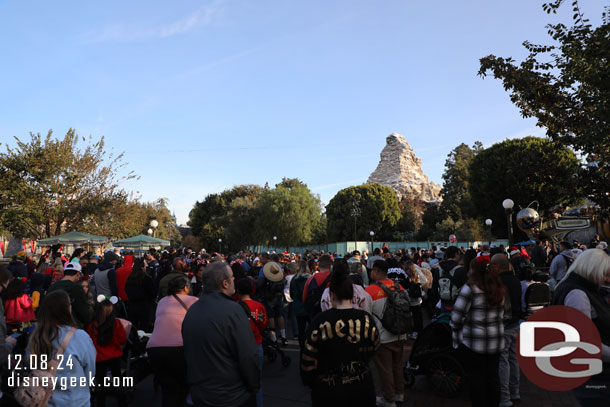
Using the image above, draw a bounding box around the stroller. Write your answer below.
[403,314,467,398]
[261,329,291,367]
[118,318,153,385]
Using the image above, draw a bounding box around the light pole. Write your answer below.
[502,199,515,247]
[218,238,222,254]
[147,228,153,236]
[369,231,374,255]
[273,236,277,253]
[149,219,159,237]
[485,219,493,246]
[351,199,361,251]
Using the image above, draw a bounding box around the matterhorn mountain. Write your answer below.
[367,133,442,202]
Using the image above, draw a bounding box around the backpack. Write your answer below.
[407,281,422,300]
[438,264,461,302]
[264,278,286,301]
[561,254,574,270]
[374,280,413,335]
[304,274,331,316]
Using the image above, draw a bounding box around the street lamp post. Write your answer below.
[273,236,277,253]
[485,219,493,246]
[369,231,374,255]
[351,199,361,252]
[218,238,222,254]
[147,228,153,236]
[149,219,159,237]
[502,199,515,247]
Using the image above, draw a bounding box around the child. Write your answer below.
[3,278,36,323]
[29,273,46,313]
[87,297,127,407]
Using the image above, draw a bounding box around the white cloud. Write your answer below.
[87,1,224,42]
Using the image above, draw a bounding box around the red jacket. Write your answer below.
[87,319,127,362]
[243,299,268,345]
[4,294,36,322]
[116,255,134,301]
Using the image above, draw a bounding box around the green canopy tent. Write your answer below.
[112,234,170,251]
[37,231,109,246]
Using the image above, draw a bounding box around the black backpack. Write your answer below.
[304,274,331,316]
[374,280,413,335]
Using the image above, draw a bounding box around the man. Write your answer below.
[347,250,369,285]
[302,254,332,304]
[549,241,574,287]
[366,259,406,407]
[94,251,121,297]
[256,261,287,344]
[366,248,383,269]
[491,254,522,407]
[182,262,259,407]
[530,240,547,269]
[47,262,92,327]
[433,246,467,311]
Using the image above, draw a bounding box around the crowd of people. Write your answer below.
[0,238,608,407]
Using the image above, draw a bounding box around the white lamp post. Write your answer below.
[147,228,153,236]
[149,219,159,237]
[218,238,222,254]
[369,231,374,254]
[485,219,493,246]
[273,236,277,253]
[502,199,515,246]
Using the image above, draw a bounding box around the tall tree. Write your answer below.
[479,1,610,213]
[255,179,324,248]
[440,142,482,220]
[326,184,401,242]
[0,130,136,238]
[468,136,581,237]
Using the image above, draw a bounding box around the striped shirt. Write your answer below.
[450,283,509,354]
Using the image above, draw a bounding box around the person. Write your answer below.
[549,241,574,287]
[0,266,19,394]
[157,257,188,298]
[94,251,121,297]
[552,248,610,405]
[365,259,407,407]
[450,256,510,407]
[7,251,28,278]
[236,278,268,407]
[300,259,380,407]
[124,258,156,331]
[3,278,36,323]
[182,262,260,407]
[289,260,311,348]
[26,290,96,407]
[78,279,95,321]
[434,245,468,312]
[347,250,369,285]
[302,254,332,315]
[147,276,198,407]
[256,261,287,344]
[530,240,548,268]
[491,254,523,407]
[30,272,47,313]
[87,297,128,407]
[366,247,384,269]
[116,252,134,302]
[47,262,92,328]
[321,259,371,312]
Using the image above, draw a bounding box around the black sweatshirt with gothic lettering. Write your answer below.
[300,308,380,388]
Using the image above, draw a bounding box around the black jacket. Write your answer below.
[499,271,522,325]
[182,290,260,407]
[7,261,27,278]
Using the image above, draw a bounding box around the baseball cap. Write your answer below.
[64,262,82,275]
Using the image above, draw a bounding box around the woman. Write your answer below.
[450,257,509,407]
[147,276,198,407]
[300,261,380,407]
[553,248,610,405]
[124,258,155,332]
[290,260,311,348]
[27,290,96,407]
[78,279,95,320]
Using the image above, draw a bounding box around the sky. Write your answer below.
[0,0,606,225]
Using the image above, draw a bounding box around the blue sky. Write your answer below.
[0,0,606,224]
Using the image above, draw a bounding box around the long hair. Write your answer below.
[329,259,353,301]
[4,279,26,300]
[296,260,310,277]
[468,258,506,307]
[126,258,149,285]
[28,290,76,357]
[92,300,116,347]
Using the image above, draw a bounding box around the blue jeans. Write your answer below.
[499,324,520,405]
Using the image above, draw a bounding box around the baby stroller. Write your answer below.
[403,314,467,398]
[261,329,291,367]
[118,319,153,385]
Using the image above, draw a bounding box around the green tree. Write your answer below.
[0,129,136,238]
[479,1,610,213]
[255,179,324,248]
[468,136,581,237]
[326,184,401,242]
[440,142,482,220]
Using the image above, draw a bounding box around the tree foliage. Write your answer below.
[440,142,482,220]
[479,0,610,212]
[468,136,581,237]
[326,184,401,242]
[0,130,136,238]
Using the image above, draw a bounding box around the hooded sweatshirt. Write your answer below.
[94,261,119,297]
[116,255,134,301]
